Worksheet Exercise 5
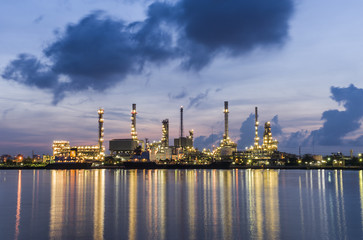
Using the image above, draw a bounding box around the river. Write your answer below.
[0,169,362,239]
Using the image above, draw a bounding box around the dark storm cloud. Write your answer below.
[305,84,363,146]
[2,0,294,104]
[174,0,294,69]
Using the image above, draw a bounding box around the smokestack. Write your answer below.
[131,103,138,141]
[180,106,184,138]
[224,101,229,140]
[98,108,105,161]
[254,106,259,149]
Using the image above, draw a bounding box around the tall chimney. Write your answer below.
[131,103,138,141]
[254,106,259,149]
[98,108,105,161]
[180,106,184,138]
[224,101,229,140]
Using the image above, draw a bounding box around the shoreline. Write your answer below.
[1,165,363,170]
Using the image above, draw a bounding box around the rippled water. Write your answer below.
[0,169,362,239]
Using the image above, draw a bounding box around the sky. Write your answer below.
[1,0,363,156]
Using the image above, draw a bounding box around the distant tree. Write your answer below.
[348,157,359,166]
[104,156,115,164]
[285,157,298,166]
[23,157,33,164]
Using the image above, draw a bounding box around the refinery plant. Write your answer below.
[51,101,290,165]
[52,108,105,162]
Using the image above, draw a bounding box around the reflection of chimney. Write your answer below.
[224,101,229,140]
[131,103,138,141]
[180,106,184,138]
[254,107,259,149]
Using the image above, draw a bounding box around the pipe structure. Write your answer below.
[223,101,229,140]
[131,103,138,141]
[98,108,105,160]
[254,106,260,149]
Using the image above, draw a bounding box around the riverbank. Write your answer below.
[1,164,363,170]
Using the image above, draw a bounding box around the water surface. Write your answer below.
[0,169,362,239]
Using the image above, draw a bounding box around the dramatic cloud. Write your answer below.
[237,113,257,150]
[282,130,308,148]
[306,84,363,146]
[270,115,283,136]
[174,0,294,69]
[238,113,282,150]
[194,133,222,151]
[2,0,295,104]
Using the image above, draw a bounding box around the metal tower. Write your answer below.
[98,108,105,161]
[223,101,229,140]
[254,107,260,149]
[131,103,138,141]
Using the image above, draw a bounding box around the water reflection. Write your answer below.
[49,169,105,239]
[360,171,363,232]
[1,169,363,239]
[15,170,21,240]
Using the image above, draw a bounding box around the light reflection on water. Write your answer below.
[0,169,363,239]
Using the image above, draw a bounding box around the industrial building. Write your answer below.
[109,103,146,160]
[50,101,287,164]
[52,108,105,161]
[109,139,138,158]
[234,107,281,165]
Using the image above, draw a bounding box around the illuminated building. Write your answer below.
[52,141,70,158]
[70,145,100,160]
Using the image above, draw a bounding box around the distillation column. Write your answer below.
[161,119,169,149]
[254,106,260,149]
[223,101,229,140]
[131,103,138,141]
[98,108,105,161]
